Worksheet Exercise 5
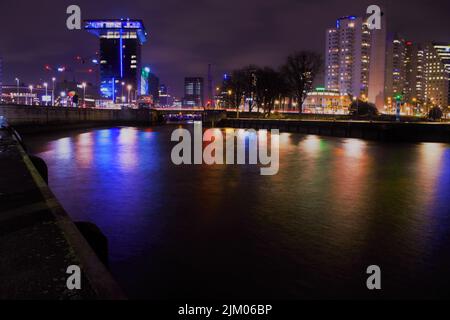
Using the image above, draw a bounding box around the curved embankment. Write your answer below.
[0,104,159,133]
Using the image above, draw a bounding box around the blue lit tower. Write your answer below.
[85,19,148,100]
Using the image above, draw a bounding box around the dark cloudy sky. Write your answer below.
[0,0,449,97]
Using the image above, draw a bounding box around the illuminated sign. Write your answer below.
[123,21,142,29]
[41,95,52,102]
[85,19,148,44]
[85,20,143,30]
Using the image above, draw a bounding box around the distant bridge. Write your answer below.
[153,107,222,114]
[153,108,227,124]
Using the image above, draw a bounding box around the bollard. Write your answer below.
[29,155,48,184]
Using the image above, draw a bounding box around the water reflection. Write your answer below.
[342,138,367,159]
[25,125,450,299]
[301,135,323,155]
[54,137,72,160]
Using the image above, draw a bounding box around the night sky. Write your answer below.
[0,0,449,97]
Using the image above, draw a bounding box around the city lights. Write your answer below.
[0,0,449,306]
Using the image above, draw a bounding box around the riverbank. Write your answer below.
[219,118,450,143]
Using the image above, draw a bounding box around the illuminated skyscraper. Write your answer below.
[183,77,204,107]
[85,19,148,100]
[423,43,450,109]
[385,34,407,101]
[398,42,427,111]
[158,84,172,107]
[325,16,372,98]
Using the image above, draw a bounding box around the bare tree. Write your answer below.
[281,51,323,113]
[254,67,289,116]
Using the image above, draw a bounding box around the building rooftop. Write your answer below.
[84,18,148,44]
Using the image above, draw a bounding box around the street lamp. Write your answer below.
[28,85,33,105]
[412,97,418,115]
[15,78,20,104]
[353,96,359,116]
[127,85,132,106]
[43,82,48,106]
[82,82,87,108]
[121,82,125,103]
[52,77,56,106]
[60,91,66,106]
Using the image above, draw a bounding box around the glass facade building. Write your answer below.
[183,77,204,107]
[85,19,148,100]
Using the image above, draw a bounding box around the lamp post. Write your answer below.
[412,97,418,115]
[43,82,48,106]
[121,82,125,104]
[15,78,20,104]
[127,85,132,106]
[82,82,87,108]
[52,77,56,106]
[353,96,358,117]
[29,85,33,105]
[60,91,66,107]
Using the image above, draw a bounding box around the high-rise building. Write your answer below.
[158,84,172,107]
[85,19,148,100]
[148,72,160,103]
[326,12,449,113]
[183,77,204,107]
[423,43,450,109]
[325,27,339,92]
[367,10,387,110]
[385,34,407,102]
[384,40,450,112]
[404,41,417,103]
[391,41,425,109]
[325,16,371,98]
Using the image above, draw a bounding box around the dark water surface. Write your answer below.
[25,125,450,299]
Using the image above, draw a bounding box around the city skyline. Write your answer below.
[0,0,449,97]
[1,0,450,304]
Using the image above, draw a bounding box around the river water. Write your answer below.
[25,124,450,299]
